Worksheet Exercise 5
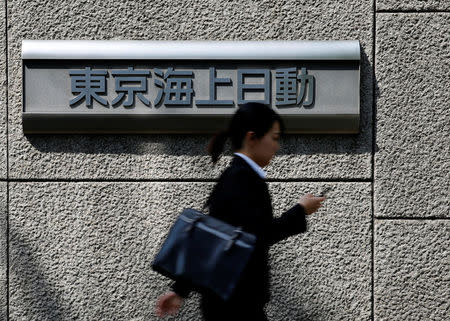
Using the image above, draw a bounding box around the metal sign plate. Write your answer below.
[22,40,360,134]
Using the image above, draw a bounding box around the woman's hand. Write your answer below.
[155,291,184,318]
[299,194,326,215]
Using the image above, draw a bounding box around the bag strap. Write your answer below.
[224,227,243,252]
[184,216,202,233]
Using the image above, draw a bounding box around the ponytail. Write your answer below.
[207,130,228,164]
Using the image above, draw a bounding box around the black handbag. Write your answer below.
[152,208,256,301]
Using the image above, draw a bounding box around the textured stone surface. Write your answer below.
[374,220,450,321]
[8,0,372,179]
[0,2,6,180]
[0,182,6,321]
[267,182,372,320]
[377,0,450,11]
[10,182,371,320]
[9,182,208,321]
[0,183,5,281]
[375,14,450,217]
[0,279,5,321]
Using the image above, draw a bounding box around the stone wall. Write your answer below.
[0,1,448,320]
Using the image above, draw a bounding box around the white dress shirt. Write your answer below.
[234,152,267,179]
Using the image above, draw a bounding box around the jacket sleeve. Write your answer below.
[170,280,191,299]
[266,203,307,246]
[212,169,308,247]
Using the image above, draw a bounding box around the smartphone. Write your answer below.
[319,187,331,197]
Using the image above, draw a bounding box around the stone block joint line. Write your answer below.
[375,217,450,221]
[376,10,450,14]
[8,178,373,183]
[371,0,376,320]
[4,0,9,320]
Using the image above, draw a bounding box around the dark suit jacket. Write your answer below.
[172,155,307,305]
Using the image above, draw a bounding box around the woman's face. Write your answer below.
[252,121,281,167]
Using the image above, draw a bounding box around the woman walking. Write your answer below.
[156,102,325,321]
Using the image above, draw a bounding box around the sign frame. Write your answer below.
[22,40,361,134]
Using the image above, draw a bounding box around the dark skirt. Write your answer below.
[200,294,268,321]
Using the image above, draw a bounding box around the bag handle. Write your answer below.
[184,216,202,233]
[224,227,243,252]
[184,214,244,251]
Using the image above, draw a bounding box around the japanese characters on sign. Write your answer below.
[69,66,315,108]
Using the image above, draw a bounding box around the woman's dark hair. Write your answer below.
[207,102,284,164]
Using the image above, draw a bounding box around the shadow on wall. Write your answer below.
[267,269,341,321]
[9,231,78,321]
[27,48,376,156]
[268,293,331,321]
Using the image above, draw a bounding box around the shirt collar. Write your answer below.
[234,152,267,179]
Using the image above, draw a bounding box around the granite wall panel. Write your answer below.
[0,1,7,180]
[375,13,450,217]
[267,182,372,321]
[8,0,373,180]
[0,182,5,321]
[10,181,371,320]
[5,1,448,320]
[374,220,450,320]
[377,0,450,11]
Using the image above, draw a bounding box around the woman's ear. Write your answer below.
[242,131,256,149]
[247,131,257,142]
